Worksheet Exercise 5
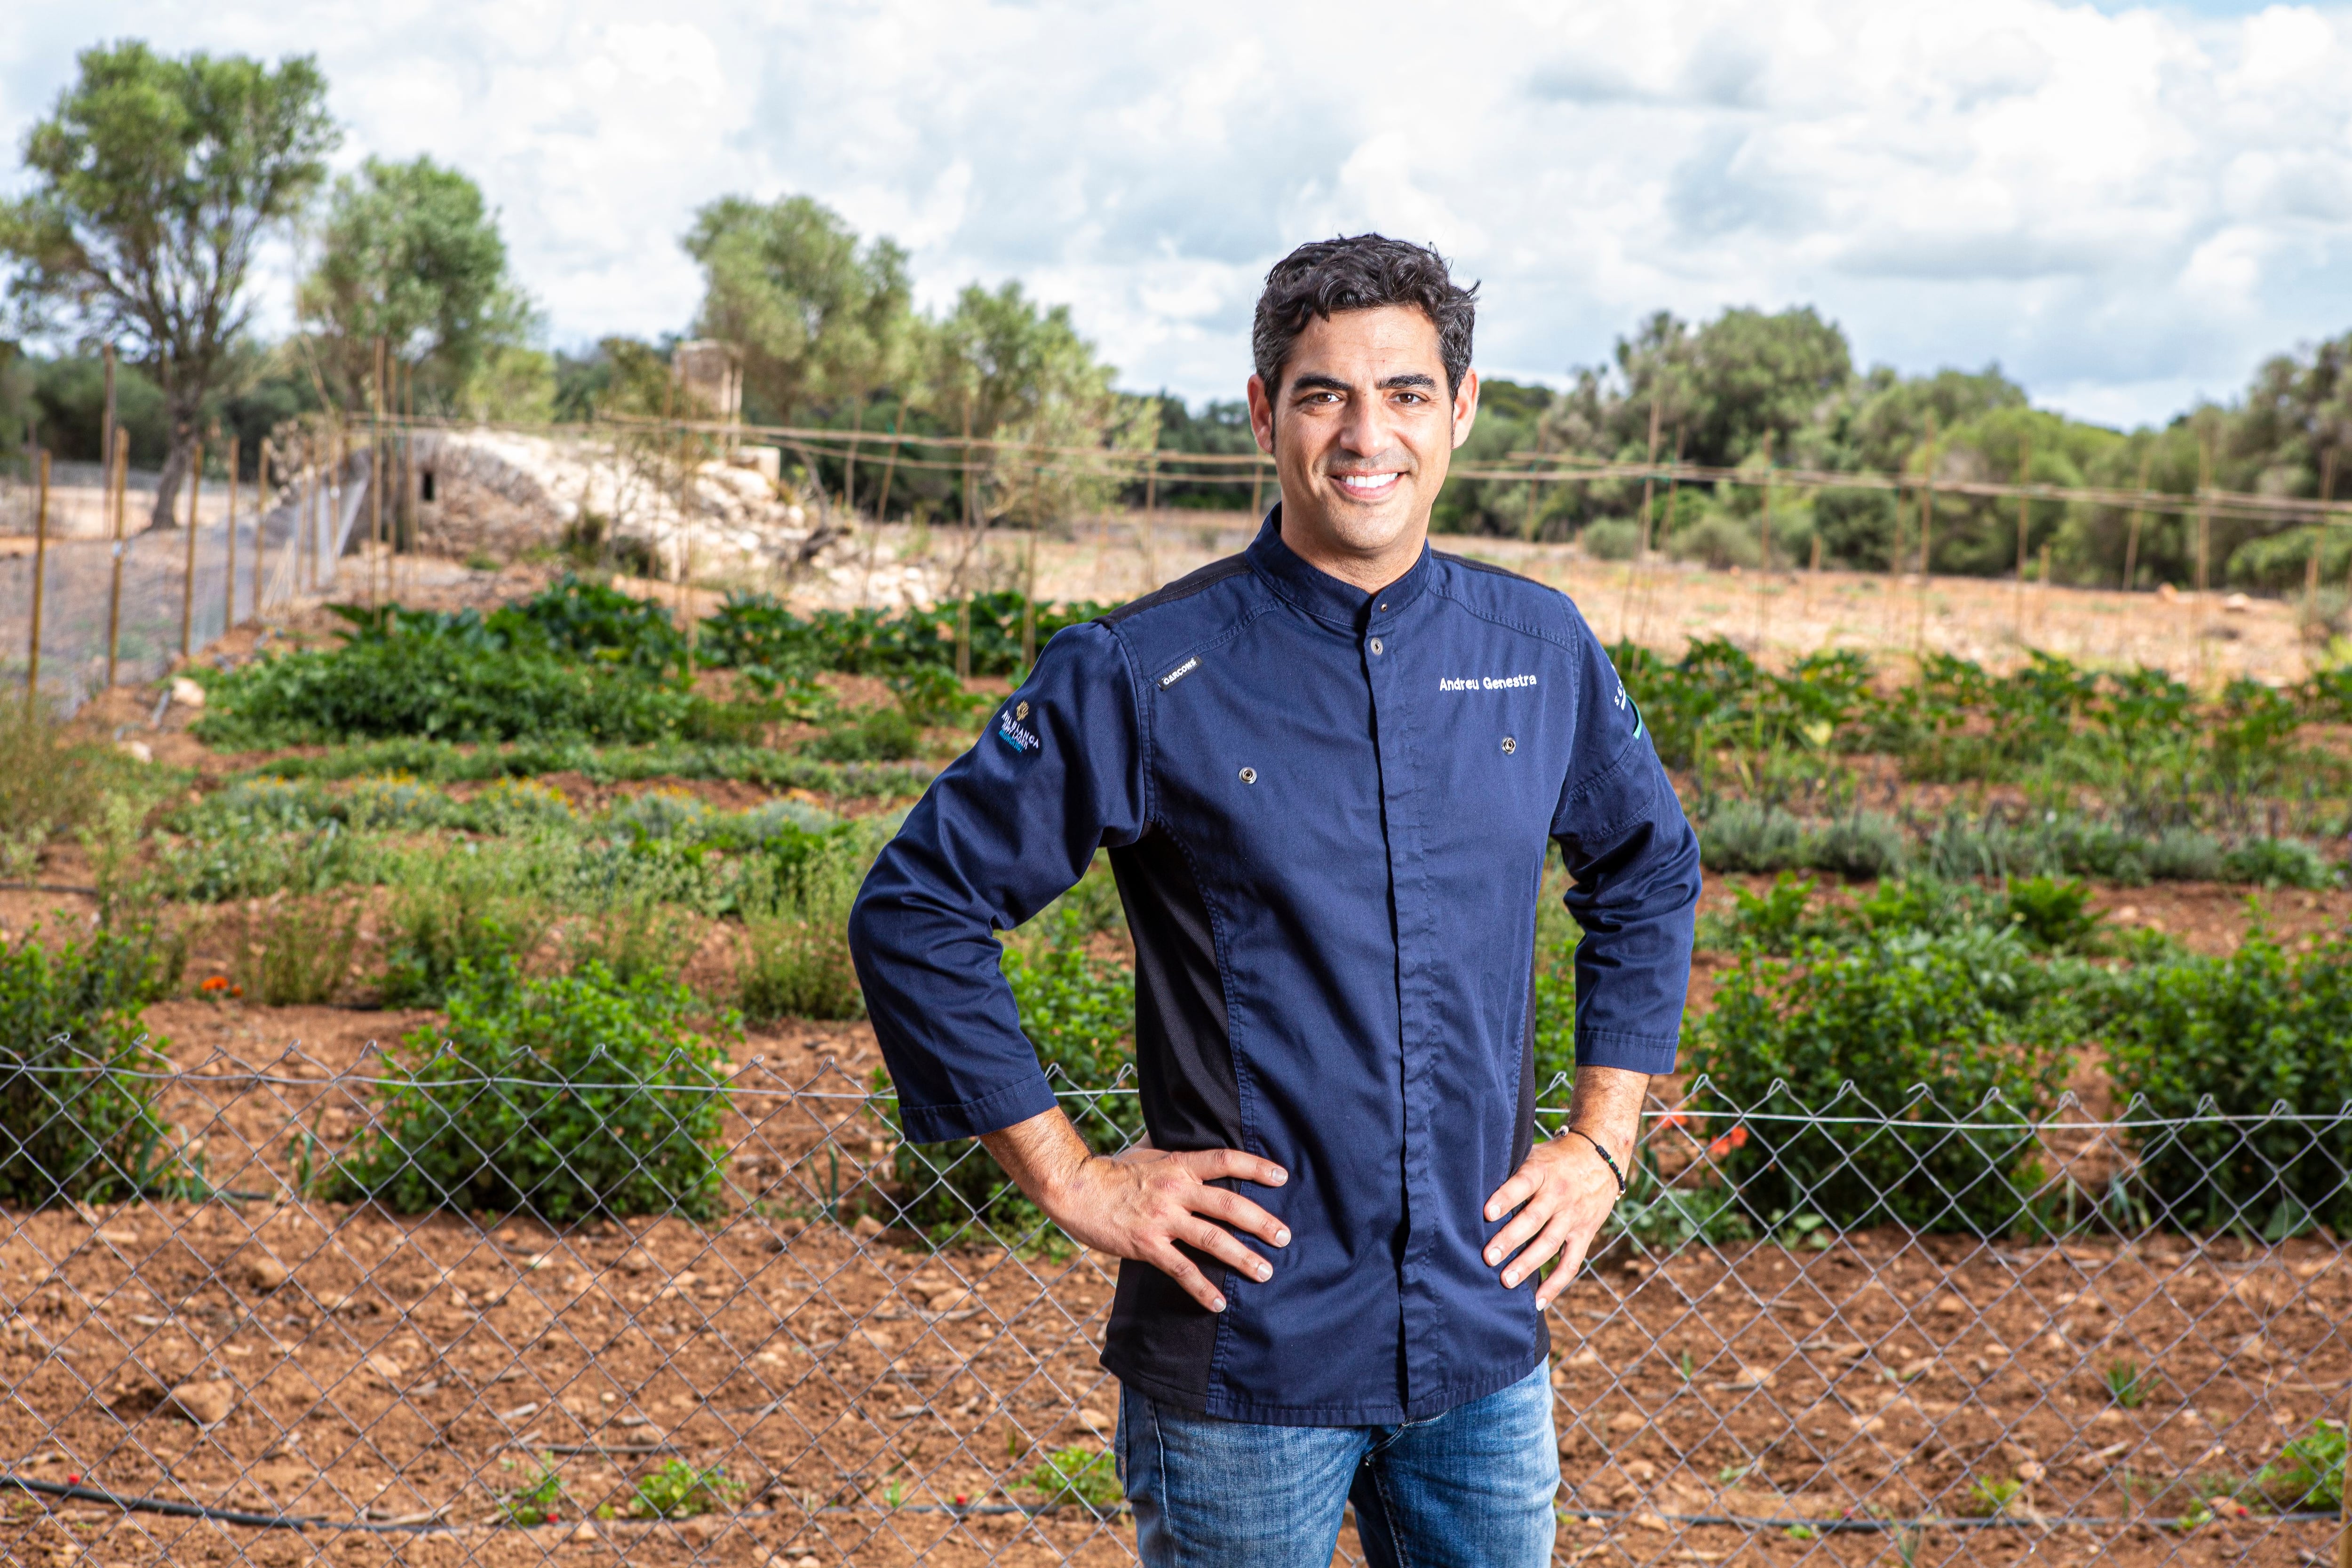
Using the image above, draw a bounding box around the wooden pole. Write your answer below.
[223,437,238,629]
[875,397,905,523]
[1757,432,1775,648]
[1638,391,1662,561]
[2197,432,2214,597]
[179,438,202,657]
[1021,529,1037,668]
[25,450,48,708]
[104,431,127,690]
[372,336,386,609]
[99,344,116,490]
[1917,428,1938,651]
[2013,436,2032,640]
[254,438,271,617]
[1249,457,1264,519]
[2123,450,2150,591]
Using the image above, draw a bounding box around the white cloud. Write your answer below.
[4,0,2351,426]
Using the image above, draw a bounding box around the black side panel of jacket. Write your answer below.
[1101,825,1239,1403]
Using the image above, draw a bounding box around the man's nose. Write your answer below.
[1336,395,1389,458]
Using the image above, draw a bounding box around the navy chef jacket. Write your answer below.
[849,513,1701,1426]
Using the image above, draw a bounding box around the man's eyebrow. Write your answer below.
[1287,371,1439,396]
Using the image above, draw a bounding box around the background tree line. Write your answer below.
[3,38,2348,592]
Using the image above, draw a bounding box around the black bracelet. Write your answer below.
[1569,1129,1626,1196]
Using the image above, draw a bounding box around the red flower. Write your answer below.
[1705,1125,1751,1159]
[1654,1111,1691,1130]
[200,976,229,994]
[64,1474,79,1486]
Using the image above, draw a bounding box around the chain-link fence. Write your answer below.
[0,454,374,715]
[0,1053,2346,1567]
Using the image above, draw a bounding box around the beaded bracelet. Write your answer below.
[1568,1128,1626,1196]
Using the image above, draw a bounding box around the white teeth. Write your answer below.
[1340,474,1397,491]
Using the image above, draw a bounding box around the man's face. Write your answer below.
[1247,304,1479,565]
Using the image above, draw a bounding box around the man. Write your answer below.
[850,235,1700,1567]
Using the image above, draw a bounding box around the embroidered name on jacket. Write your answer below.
[996,709,1042,753]
[1438,674,1538,692]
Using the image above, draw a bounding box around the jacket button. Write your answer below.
[1239,767,1258,784]
[1368,637,1384,655]
[1502,736,1517,754]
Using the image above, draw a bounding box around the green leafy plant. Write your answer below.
[224,894,362,1005]
[561,891,697,990]
[1019,1447,1122,1515]
[631,1458,741,1520]
[1966,1476,2023,1517]
[2220,837,2335,890]
[2096,927,2352,1233]
[2104,1358,2145,1410]
[332,961,736,1221]
[0,928,186,1206]
[500,1452,565,1525]
[2004,876,2102,953]
[1685,929,2073,1236]
[2240,1418,2345,1512]
[736,847,866,1025]
[376,851,554,1008]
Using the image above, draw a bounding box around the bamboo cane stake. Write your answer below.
[2123,450,2150,592]
[372,337,387,609]
[2013,437,2032,639]
[25,451,48,708]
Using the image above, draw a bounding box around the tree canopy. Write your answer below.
[0,40,336,526]
[299,154,543,418]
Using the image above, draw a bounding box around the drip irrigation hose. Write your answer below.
[0,1475,451,1533]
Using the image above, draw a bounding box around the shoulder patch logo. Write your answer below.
[996,706,1042,755]
[1015,700,1029,720]
[1157,656,1200,689]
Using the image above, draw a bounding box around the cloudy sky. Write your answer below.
[4,0,2348,428]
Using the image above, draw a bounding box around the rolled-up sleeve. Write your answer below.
[848,623,1148,1144]
[1548,615,1702,1076]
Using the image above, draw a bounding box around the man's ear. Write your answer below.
[1451,368,1481,452]
[1246,373,1276,457]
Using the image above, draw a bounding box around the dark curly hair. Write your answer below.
[1251,235,1478,404]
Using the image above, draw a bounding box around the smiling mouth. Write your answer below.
[1333,472,1403,499]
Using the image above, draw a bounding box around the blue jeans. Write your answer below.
[1115,1363,1559,1568]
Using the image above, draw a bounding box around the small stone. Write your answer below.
[164,1381,232,1425]
[571,1524,596,1543]
[1607,1410,1646,1433]
[1932,1294,1967,1315]
[244,1254,289,1292]
[170,677,207,709]
[852,1215,884,1240]
[117,740,153,765]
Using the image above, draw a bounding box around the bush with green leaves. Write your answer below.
[2220,837,2336,890]
[2002,876,2104,953]
[377,849,556,1008]
[0,928,184,1206]
[2095,928,2352,1236]
[334,961,735,1220]
[736,845,866,1026]
[1698,800,1811,874]
[1685,929,2075,1235]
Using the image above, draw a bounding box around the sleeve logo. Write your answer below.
[997,706,1042,755]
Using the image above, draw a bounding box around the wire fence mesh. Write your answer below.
[0,1051,2345,1567]
[0,455,374,716]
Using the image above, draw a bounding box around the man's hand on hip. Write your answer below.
[981,1109,1289,1314]
[1482,1065,1650,1309]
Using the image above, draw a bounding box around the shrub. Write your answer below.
[2145,828,2224,882]
[2003,876,2103,954]
[1019,1447,1121,1514]
[1699,800,1810,873]
[2096,929,2352,1235]
[0,707,121,877]
[630,1459,742,1520]
[195,636,696,748]
[805,706,921,763]
[562,892,698,990]
[1852,875,2002,938]
[736,846,866,1025]
[2220,837,2335,890]
[0,929,183,1206]
[2240,1419,2346,1512]
[334,961,735,1220]
[224,895,363,1005]
[1685,930,2073,1235]
[1813,812,1907,880]
[377,852,555,1008]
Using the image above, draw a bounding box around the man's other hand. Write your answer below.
[1481,1065,1649,1308]
[980,1110,1289,1313]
